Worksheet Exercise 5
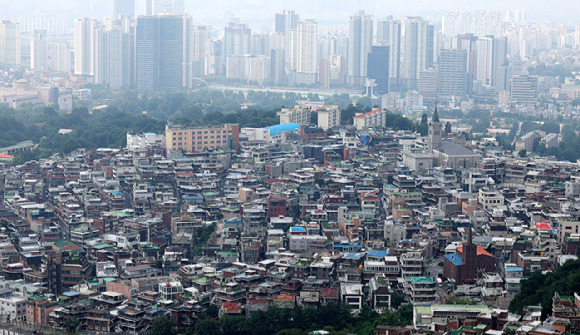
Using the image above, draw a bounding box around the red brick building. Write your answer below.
[443,228,495,284]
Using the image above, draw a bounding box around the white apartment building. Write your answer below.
[353,108,387,130]
[317,105,341,130]
[0,289,27,321]
[478,188,505,210]
[278,106,311,125]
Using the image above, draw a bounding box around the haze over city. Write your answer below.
[0,1,578,335]
[0,0,578,25]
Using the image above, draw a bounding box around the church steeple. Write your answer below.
[428,108,441,154]
[468,226,473,245]
[432,108,440,122]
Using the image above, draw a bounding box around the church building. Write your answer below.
[429,109,481,169]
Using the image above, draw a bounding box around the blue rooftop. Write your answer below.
[290,226,306,233]
[264,123,300,136]
[445,253,464,266]
[367,250,389,258]
[506,267,524,272]
[111,190,123,196]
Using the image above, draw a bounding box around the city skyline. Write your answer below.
[0,0,578,28]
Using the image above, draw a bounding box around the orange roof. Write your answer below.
[353,108,384,118]
[0,154,13,159]
[456,246,493,257]
[274,295,294,301]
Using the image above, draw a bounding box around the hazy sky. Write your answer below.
[1,0,578,27]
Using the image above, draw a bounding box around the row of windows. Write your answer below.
[173,140,226,147]
[174,130,231,136]
[88,325,108,331]
[173,135,227,141]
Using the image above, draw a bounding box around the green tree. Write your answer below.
[518,149,527,157]
[64,316,80,334]
[445,122,452,134]
[509,259,580,317]
[275,328,308,335]
[418,113,428,136]
[390,291,407,309]
[195,318,223,335]
[152,315,175,335]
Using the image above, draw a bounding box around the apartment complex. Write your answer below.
[317,105,341,130]
[353,108,387,130]
[278,107,312,125]
[165,124,240,152]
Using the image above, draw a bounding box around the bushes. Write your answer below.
[509,259,580,318]
[179,302,413,335]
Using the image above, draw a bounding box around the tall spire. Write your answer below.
[468,226,473,245]
[432,108,440,123]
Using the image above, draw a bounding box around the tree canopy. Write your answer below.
[509,259,580,318]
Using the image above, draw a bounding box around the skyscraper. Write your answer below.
[275,10,298,35]
[151,0,185,15]
[136,15,192,89]
[492,37,507,92]
[367,46,389,94]
[145,0,153,15]
[511,74,538,105]
[418,68,438,103]
[275,10,299,73]
[0,21,21,67]
[296,19,318,84]
[319,58,330,89]
[456,33,478,92]
[274,10,300,71]
[348,10,373,87]
[222,22,251,77]
[224,23,251,57]
[377,16,401,87]
[50,41,72,73]
[30,30,47,71]
[401,17,434,89]
[74,18,99,76]
[114,0,135,17]
[101,18,134,88]
[476,36,506,92]
[192,26,210,76]
[270,48,286,84]
[438,49,468,98]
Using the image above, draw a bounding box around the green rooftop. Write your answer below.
[410,276,435,283]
